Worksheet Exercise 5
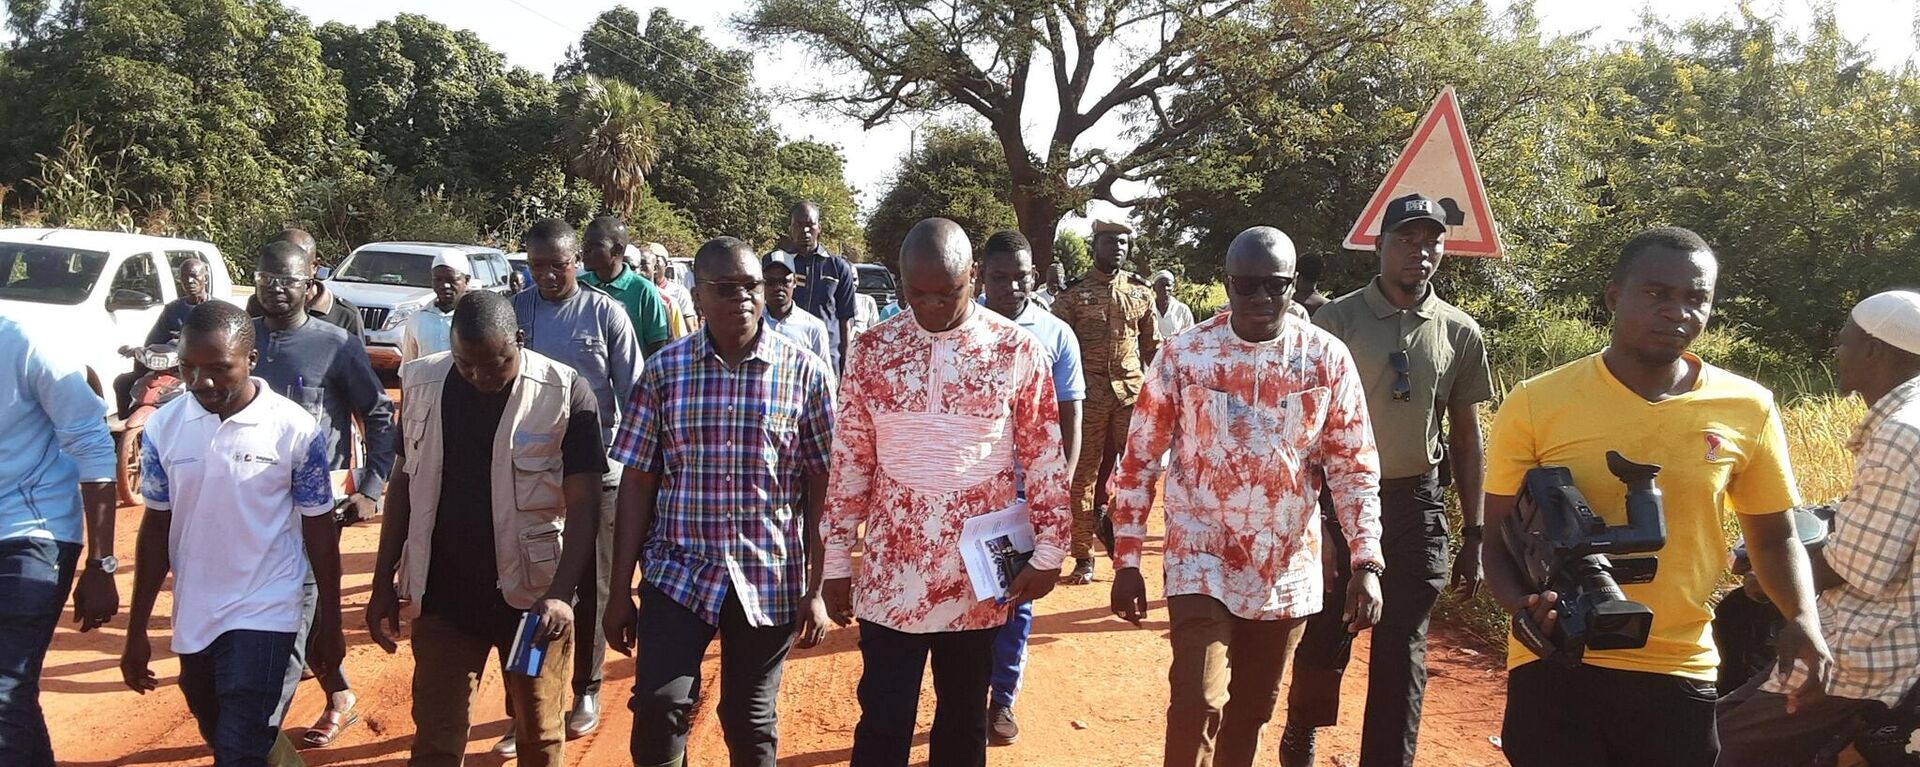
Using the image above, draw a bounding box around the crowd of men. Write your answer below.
[0,189,1917,767]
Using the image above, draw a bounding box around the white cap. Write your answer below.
[1152,270,1176,285]
[431,252,471,276]
[646,242,669,259]
[1852,290,1920,356]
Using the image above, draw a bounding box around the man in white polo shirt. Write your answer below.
[119,301,345,766]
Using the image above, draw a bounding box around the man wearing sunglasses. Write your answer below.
[1053,218,1161,587]
[511,218,642,742]
[250,238,396,749]
[1110,226,1383,766]
[1294,193,1494,767]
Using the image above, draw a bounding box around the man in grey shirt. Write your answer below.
[510,217,640,744]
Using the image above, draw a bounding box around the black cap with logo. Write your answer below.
[1380,193,1448,234]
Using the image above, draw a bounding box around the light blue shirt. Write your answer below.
[990,298,1086,403]
[765,306,834,367]
[513,284,641,448]
[0,314,115,543]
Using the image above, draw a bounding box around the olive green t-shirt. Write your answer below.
[1314,277,1493,479]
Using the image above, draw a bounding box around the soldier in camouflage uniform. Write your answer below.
[1052,220,1160,585]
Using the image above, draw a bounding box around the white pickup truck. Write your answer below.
[0,228,233,397]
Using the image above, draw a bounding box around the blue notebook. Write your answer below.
[505,612,549,677]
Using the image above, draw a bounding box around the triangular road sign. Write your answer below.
[1343,86,1502,258]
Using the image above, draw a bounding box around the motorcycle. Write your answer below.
[115,343,183,506]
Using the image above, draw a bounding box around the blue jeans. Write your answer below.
[178,629,300,766]
[0,537,79,767]
[989,601,1032,708]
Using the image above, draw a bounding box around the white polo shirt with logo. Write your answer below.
[139,380,336,654]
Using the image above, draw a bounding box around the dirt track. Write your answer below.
[43,504,1510,766]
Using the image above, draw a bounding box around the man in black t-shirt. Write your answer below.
[365,291,606,767]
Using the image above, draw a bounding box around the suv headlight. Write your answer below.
[386,304,418,329]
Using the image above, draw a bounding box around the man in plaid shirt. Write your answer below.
[603,237,837,767]
[1719,290,1920,765]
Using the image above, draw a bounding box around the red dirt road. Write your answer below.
[43,504,1510,766]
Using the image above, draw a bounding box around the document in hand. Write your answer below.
[960,502,1037,602]
[505,612,549,677]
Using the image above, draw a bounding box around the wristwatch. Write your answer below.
[87,555,118,574]
[1356,560,1385,576]
[1461,524,1485,538]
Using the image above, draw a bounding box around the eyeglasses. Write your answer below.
[1390,350,1412,401]
[254,272,309,290]
[702,279,764,298]
[1227,275,1296,297]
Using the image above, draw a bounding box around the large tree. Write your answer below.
[743,0,1424,269]
[560,75,667,218]
[865,124,1016,268]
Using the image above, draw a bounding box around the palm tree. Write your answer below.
[561,76,666,217]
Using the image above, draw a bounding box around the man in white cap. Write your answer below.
[1151,270,1196,339]
[763,251,834,365]
[401,252,472,362]
[1716,289,1920,766]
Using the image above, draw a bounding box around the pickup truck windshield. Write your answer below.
[333,250,434,288]
[0,244,109,305]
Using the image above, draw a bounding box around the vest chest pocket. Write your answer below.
[512,454,566,511]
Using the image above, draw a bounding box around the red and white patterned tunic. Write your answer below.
[823,307,1072,633]
[1110,313,1384,621]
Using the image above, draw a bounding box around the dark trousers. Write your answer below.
[1285,489,1353,728]
[630,582,794,767]
[1503,660,1719,767]
[0,538,79,767]
[1356,472,1448,767]
[571,479,617,698]
[410,611,573,767]
[1715,673,1875,767]
[179,629,300,767]
[851,621,997,767]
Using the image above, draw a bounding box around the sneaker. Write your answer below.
[1279,721,1316,767]
[493,732,518,758]
[1066,557,1095,585]
[988,703,1020,746]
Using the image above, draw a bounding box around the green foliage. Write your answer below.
[27,122,134,231]
[1053,230,1091,279]
[866,124,1017,269]
[560,75,666,217]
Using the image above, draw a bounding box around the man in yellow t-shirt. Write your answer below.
[1481,227,1832,767]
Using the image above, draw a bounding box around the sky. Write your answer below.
[97,0,1920,230]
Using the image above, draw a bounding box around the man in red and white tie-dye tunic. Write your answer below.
[821,218,1071,766]
[1109,226,1385,767]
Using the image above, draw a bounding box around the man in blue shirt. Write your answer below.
[785,201,858,373]
[975,230,1085,747]
[512,217,641,740]
[252,238,396,748]
[0,315,119,767]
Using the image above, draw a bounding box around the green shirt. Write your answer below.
[1314,277,1493,479]
[582,265,671,356]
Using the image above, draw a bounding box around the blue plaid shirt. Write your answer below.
[610,325,836,627]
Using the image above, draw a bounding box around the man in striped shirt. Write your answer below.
[605,237,837,767]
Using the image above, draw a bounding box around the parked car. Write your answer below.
[320,242,511,369]
[855,262,896,309]
[0,227,233,400]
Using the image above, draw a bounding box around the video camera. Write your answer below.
[1504,451,1668,665]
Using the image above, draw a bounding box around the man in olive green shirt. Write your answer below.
[1284,194,1494,767]
[581,216,670,357]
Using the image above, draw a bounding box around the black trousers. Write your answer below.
[629,582,794,767]
[1285,487,1352,728]
[1503,660,1719,767]
[1357,471,1448,767]
[850,621,996,767]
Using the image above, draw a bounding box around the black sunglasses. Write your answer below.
[1227,275,1296,297]
[1390,350,1412,401]
[701,278,764,298]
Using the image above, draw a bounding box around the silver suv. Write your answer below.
[321,242,511,369]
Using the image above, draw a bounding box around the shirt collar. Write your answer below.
[585,265,639,290]
[308,282,336,315]
[1361,275,1439,320]
[1852,375,1920,452]
[188,377,275,425]
[698,323,775,366]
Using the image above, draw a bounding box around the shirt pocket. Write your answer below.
[518,521,563,588]
[512,454,566,511]
[573,334,609,384]
[289,384,327,421]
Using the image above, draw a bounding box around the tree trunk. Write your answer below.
[1008,165,1065,273]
